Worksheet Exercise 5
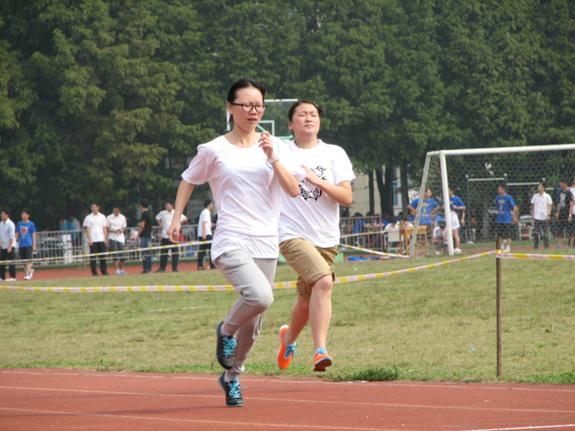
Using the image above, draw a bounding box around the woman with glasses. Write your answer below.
[167,78,305,407]
[276,100,354,373]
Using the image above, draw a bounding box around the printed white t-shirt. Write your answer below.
[531,192,553,220]
[156,210,186,239]
[197,208,212,237]
[278,140,355,248]
[83,213,107,243]
[106,213,127,243]
[181,134,306,260]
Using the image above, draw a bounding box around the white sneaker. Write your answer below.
[120,270,128,275]
[454,248,462,254]
[6,278,16,282]
[116,269,122,275]
[29,269,34,280]
[503,246,511,252]
[24,274,30,280]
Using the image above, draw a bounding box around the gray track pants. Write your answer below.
[215,249,276,380]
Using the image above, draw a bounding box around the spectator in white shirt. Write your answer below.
[197,199,215,270]
[107,205,128,275]
[530,181,553,250]
[83,203,109,276]
[155,199,187,273]
[0,209,17,281]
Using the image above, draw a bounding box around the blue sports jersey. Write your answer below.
[449,195,465,215]
[410,198,439,225]
[495,194,516,224]
[17,221,36,248]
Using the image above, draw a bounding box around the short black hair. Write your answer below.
[288,100,323,121]
[165,199,175,206]
[226,78,266,125]
[226,78,266,104]
[21,208,31,216]
[140,198,150,208]
[204,199,212,208]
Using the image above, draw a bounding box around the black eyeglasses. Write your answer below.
[230,103,268,113]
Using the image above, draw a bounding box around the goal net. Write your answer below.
[411,144,575,256]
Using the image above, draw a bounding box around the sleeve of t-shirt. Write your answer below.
[508,196,516,208]
[181,144,215,185]
[453,197,465,208]
[410,198,419,209]
[332,146,355,185]
[83,217,91,228]
[274,138,307,182]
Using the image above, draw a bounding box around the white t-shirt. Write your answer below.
[433,226,448,244]
[530,192,553,221]
[197,208,212,237]
[106,213,127,243]
[83,213,107,243]
[156,210,186,239]
[571,187,575,215]
[0,219,16,249]
[181,134,306,260]
[278,140,355,248]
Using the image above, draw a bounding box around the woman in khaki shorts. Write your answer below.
[277,100,355,372]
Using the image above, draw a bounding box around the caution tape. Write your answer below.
[339,243,408,259]
[497,252,575,261]
[335,250,496,283]
[0,240,213,266]
[1,250,495,293]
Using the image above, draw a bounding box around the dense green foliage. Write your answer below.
[1,0,574,227]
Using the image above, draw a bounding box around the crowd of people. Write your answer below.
[398,178,575,254]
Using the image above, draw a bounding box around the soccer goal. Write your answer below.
[411,144,575,256]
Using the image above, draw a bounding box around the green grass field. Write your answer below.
[1,251,574,384]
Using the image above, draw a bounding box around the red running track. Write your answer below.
[1,368,574,431]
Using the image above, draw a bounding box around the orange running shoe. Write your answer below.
[313,348,332,372]
[277,325,297,370]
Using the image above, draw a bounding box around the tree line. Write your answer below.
[1,0,574,229]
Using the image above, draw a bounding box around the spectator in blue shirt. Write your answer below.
[408,189,439,226]
[495,184,518,251]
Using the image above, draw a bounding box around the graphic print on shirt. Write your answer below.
[19,226,28,238]
[300,166,326,201]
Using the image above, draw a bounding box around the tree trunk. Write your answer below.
[376,165,395,217]
[368,170,375,215]
[401,164,409,220]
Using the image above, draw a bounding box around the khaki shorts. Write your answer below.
[279,238,338,300]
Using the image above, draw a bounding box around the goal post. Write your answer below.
[411,144,575,257]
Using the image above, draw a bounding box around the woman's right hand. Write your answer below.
[168,220,181,244]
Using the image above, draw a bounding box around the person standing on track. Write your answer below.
[167,78,305,407]
[155,199,187,273]
[17,208,37,280]
[83,203,109,277]
[196,199,216,270]
[276,100,354,373]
